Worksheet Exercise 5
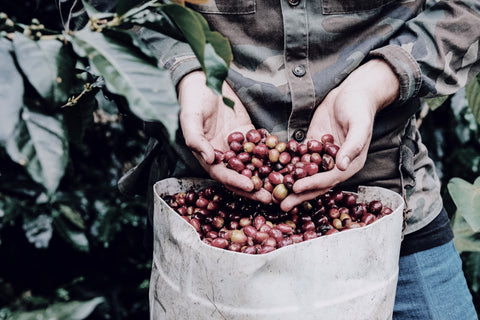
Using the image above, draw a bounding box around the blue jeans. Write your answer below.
[394,240,478,320]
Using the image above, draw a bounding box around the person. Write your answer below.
[119,0,480,318]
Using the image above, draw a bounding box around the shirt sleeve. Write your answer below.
[138,27,202,87]
[369,0,480,101]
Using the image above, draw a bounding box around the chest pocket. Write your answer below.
[322,0,396,14]
[188,0,256,14]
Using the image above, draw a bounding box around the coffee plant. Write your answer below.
[0,0,230,318]
[0,0,479,318]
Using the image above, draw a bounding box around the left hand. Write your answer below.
[279,59,400,212]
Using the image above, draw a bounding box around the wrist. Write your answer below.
[365,59,400,111]
[347,59,400,112]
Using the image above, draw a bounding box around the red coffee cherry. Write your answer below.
[228,131,245,144]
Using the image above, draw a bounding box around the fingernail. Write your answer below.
[341,156,350,169]
[200,152,208,162]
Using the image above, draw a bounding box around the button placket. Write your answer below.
[281,0,315,140]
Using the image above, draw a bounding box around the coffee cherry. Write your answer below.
[241,168,253,178]
[322,154,335,171]
[237,152,252,163]
[268,149,280,163]
[265,135,279,148]
[224,150,236,162]
[361,213,376,225]
[307,139,323,153]
[275,142,287,153]
[268,171,284,185]
[263,179,274,192]
[230,140,243,153]
[272,184,288,201]
[211,238,229,249]
[213,149,225,164]
[243,141,255,153]
[293,167,307,180]
[253,143,269,159]
[231,230,248,245]
[321,134,334,144]
[286,140,299,154]
[246,129,262,144]
[278,152,292,165]
[369,200,383,215]
[228,131,245,144]
[298,144,308,156]
[283,174,295,190]
[324,143,339,158]
[310,152,322,165]
[227,157,245,172]
[305,162,319,176]
[258,165,273,177]
[343,193,357,208]
[251,176,263,191]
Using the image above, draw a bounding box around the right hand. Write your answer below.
[178,71,271,203]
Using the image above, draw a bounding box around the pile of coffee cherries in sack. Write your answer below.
[165,186,393,254]
[164,129,393,254]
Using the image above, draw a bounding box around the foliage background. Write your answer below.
[0,0,479,319]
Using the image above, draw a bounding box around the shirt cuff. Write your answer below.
[165,54,202,88]
[368,44,422,102]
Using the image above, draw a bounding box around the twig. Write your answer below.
[416,100,431,129]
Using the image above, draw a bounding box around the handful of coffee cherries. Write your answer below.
[213,128,339,202]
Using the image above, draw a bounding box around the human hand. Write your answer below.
[178,71,272,203]
[280,59,400,211]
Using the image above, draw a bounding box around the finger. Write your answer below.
[280,189,329,212]
[180,112,216,164]
[291,170,340,194]
[227,187,272,204]
[335,120,371,171]
[206,164,255,192]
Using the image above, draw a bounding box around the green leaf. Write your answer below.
[6,107,69,195]
[70,28,180,140]
[102,27,158,62]
[452,211,480,253]
[58,204,86,230]
[448,177,480,232]
[8,297,104,320]
[162,4,232,96]
[53,208,90,252]
[465,76,480,124]
[117,0,149,16]
[12,33,75,109]
[0,38,23,145]
[80,0,115,20]
[464,252,480,293]
[424,95,449,111]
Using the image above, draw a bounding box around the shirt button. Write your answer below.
[288,0,300,6]
[292,65,306,77]
[293,129,306,142]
